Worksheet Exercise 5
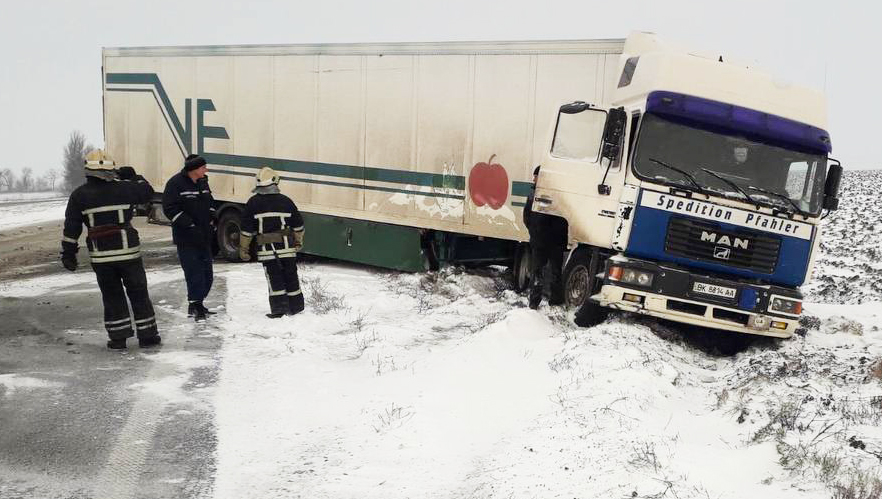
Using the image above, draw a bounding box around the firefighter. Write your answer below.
[162,154,217,321]
[522,165,568,309]
[238,167,306,318]
[60,150,160,349]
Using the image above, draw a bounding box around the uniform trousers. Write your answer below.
[262,256,304,315]
[91,258,158,340]
[529,244,565,307]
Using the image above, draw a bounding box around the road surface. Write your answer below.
[0,215,222,498]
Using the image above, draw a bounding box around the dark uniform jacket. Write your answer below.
[62,175,154,264]
[523,187,568,249]
[241,192,305,262]
[162,170,216,247]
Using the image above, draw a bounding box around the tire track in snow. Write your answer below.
[90,362,174,499]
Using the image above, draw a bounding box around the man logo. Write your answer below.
[714,246,731,260]
[700,231,749,250]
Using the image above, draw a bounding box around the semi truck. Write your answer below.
[101,32,843,338]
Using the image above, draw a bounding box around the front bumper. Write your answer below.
[595,257,801,338]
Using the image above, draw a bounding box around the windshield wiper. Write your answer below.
[744,185,808,218]
[699,168,760,208]
[648,158,709,197]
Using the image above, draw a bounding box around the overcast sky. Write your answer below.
[1,0,878,176]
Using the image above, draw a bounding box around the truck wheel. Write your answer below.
[564,247,609,327]
[574,300,608,328]
[512,243,531,292]
[217,209,243,261]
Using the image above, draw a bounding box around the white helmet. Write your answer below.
[84,149,116,171]
[255,167,280,186]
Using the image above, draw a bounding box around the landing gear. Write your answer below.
[563,246,609,327]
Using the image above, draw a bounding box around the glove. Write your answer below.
[239,233,252,261]
[292,229,305,253]
[61,253,77,272]
[117,166,137,180]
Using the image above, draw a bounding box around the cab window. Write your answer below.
[550,108,606,162]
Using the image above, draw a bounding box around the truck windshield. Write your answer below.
[632,113,827,216]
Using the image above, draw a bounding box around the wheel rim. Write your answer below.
[221,220,240,254]
[565,265,590,308]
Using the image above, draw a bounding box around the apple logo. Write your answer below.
[468,154,509,210]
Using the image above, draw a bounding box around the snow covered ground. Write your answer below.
[202,260,882,499]
[1,171,880,498]
[0,191,64,203]
[0,196,67,232]
[804,169,882,305]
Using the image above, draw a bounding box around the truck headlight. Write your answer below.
[769,296,802,316]
[621,268,654,287]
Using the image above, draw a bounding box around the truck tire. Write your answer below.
[217,209,243,261]
[563,247,609,327]
[511,242,531,292]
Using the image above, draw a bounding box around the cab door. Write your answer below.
[533,103,626,247]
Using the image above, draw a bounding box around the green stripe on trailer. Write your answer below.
[300,212,428,272]
[511,181,533,197]
[210,167,464,200]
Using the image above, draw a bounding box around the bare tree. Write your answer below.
[45,170,59,191]
[0,168,13,192]
[62,131,90,193]
[19,167,34,192]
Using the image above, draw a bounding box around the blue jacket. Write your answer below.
[162,169,216,247]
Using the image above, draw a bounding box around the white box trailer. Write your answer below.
[103,33,844,338]
[102,38,625,272]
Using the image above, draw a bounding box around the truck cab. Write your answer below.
[533,32,843,337]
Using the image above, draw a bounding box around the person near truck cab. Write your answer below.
[162,154,217,322]
[238,167,306,318]
[60,150,160,349]
[522,165,568,309]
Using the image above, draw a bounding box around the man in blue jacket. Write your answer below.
[162,154,216,321]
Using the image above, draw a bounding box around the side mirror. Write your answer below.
[559,101,592,115]
[601,107,627,161]
[822,160,843,211]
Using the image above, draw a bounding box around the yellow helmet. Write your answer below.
[255,167,280,186]
[84,149,116,171]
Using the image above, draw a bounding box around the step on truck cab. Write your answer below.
[535,33,843,337]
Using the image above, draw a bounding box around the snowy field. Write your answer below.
[0,194,67,232]
[1,171,881,498]
[804,169,882,305]
[0,191,64,203]
[204,263,882,499]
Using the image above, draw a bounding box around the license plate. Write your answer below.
[692,282,737,299]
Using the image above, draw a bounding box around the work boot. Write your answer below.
[107,338,127,350]
[187,302,197,317]
[196,302,216,316]
[266,313,285,319]
[287,303,304,316]
[139,335,162,348]
[194,307,206,322]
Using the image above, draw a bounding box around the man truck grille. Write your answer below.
[664,217,780,274]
